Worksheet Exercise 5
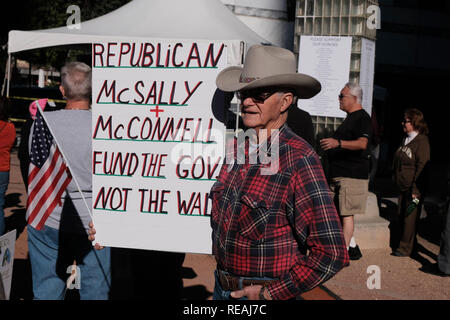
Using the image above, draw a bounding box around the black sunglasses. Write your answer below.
[237,87,294,104]
[339,93,353,100]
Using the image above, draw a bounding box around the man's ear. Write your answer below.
[280,93,294,113]
[59,85,65,98]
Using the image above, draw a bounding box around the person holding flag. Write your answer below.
[26,62,111,300]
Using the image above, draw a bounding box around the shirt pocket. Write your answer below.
[238,194,271,242]
[209,181,225,225]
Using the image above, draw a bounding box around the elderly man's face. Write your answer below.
[238,88,292,134]
[338,86,357,113]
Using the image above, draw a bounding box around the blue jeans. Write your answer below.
[212,270,275,300]
[0,171,9,236]
[27,225,111,300]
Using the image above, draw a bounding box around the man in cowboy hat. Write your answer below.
[211,45,349,300]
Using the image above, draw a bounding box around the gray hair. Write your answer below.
[61,62,92,101]
[345,82,363,104]
[276,90,298,110]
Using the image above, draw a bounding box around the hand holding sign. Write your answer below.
[88,221,104,250]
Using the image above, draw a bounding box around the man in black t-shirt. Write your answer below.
[320,83,372,261]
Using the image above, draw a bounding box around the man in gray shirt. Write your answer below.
[26,62,111,299]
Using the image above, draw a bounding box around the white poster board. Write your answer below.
[298,36,352,118]
[0,230,16,300]
[360,38,376,116]
[92,40,228,254]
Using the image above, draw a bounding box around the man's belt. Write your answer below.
[217,270,275,291]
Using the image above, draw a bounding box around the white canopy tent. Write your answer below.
[6,0,269,95]
[6,0,271,254]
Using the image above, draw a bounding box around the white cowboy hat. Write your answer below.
[216,45,321,99]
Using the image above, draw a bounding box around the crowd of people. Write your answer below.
[1,44,448,300]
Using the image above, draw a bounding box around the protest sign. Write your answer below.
[298,36,352,118]
[92,40,228,254]
[0,230,16,300]
[360,38,376,115]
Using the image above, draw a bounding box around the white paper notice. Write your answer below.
[360,38,376,116]
[0,230,16,300]
[298,36,352,118]
[91,40,228,254]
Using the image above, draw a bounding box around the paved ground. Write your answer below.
[181,243,450,300]
[4,150,449,300]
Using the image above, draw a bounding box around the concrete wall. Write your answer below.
[220,0,294,49]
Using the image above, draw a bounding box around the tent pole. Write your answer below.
[235,93,239,138]
[6,53,11,97]
[1,53,11,97]
[235,41,246,138]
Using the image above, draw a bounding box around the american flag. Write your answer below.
[26,109,72,230]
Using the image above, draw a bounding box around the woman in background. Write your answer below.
[0,97,16,236]
[392,108,430,257]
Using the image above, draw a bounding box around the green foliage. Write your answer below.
[26,0,132,30]
[2,0,131,77]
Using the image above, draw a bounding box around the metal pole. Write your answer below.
[6,54,11,97]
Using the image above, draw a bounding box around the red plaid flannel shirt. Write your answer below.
[210,125,349,300]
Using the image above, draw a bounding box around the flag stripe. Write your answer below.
[27,162,69,227]
[30,160,67,215]
[28,170,69,229]
[26,110,72,230]
[34,174,71,230]
[27,146,64,208]
[27,165,40,191]
[27,146,64,214]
